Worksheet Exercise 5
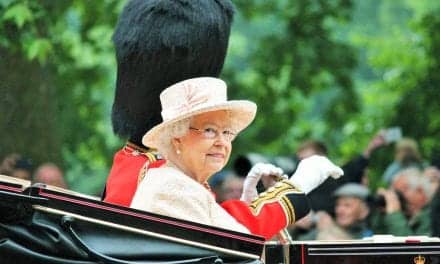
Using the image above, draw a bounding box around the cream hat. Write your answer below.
[142,77,257,148]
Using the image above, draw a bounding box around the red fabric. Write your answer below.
[104,150,147,207]
[147,160,168,169]
[221,200,287,240]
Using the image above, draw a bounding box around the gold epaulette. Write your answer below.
[125,141,161,161]
[124,142,162,185]
[249,180,303,225]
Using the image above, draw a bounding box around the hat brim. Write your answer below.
[142,100,257,148]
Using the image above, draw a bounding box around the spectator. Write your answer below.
[0,154,33,181]
[423,166,440,194]
[208,170,228,201]
[296,140,327,160]
[219,174,244,202]
[0,153,21,175]
[33,163,68,189]
[333,183,373,237]
[372,168,434,236]
[432,188,440,237]
[382,138,425,185]
[296,131,386,214]
[297,183,372,240]
[208,170,244,202]
[428,156,440,237]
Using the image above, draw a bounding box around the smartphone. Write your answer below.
[383,127,402,143]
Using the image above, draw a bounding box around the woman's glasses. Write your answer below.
[189,127,236,142]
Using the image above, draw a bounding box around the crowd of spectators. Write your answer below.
[210,129,440,239]
[0,153,67,188]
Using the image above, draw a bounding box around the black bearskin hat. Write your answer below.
[112,0,235,146]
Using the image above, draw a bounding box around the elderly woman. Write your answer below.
[131,77,343,239]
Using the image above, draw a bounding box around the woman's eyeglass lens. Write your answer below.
[189,127,236,142]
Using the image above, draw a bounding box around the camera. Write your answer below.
[371,195,386,208]
[383,127,402,144]
[370,190,407,212]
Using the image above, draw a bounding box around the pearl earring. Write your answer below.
[176,149,181,155]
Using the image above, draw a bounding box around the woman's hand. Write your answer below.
[240,163,286,204]
[288,155,343,194]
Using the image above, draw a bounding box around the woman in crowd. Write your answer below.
[131,77,343,239]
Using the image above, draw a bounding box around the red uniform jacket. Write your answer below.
[103,144,164,207]
[104,148,310,239]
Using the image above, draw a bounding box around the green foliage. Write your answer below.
[224,0,358,160]
[327,0,440,187]
[26,38,52,62]
[0,0,125,194]
[392,9,440,156]
[3,3,33,28]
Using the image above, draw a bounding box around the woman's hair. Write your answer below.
[156,117,191,159]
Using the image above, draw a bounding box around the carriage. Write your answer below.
[0,175,439,264]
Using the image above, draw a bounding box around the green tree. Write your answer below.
[224,0,357,160]
[330,0,440,187]
[0,0,125,194]
[392,10,440,160]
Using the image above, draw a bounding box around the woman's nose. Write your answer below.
[214,137,226,146]
[213,134,230,146]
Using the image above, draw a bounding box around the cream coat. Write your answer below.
[131,165,249,234]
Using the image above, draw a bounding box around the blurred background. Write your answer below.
[1,0,439,195]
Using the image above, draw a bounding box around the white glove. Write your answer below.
[288,155,343,194]
[240,163,287,204]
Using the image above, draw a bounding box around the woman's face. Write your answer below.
[173,110,233,183]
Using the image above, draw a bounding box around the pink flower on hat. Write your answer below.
[180,81,210,113]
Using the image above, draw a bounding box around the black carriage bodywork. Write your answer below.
[0,175,264,264]
[1,175,440,264]
[265,238,440,264]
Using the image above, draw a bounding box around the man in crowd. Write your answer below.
[296,183,372,240]
[373,168,433,236]
[33,163,68,189]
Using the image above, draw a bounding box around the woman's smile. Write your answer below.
[207,152,225,159]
